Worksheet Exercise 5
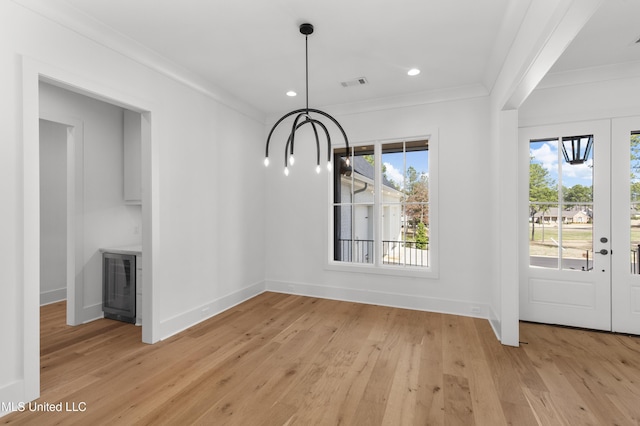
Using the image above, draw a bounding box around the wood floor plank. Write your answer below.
[443,373,474,426]
[351,322,404,424]
[521,387,569,425]
[380,341,421,425]
[414,311,445,425]
[554,354,631,426]
[476,320,540,426]
[4,293,640,425]
[463,319,508,426]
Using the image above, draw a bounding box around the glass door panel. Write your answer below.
[630,132,640,273]
[528,137,594,271]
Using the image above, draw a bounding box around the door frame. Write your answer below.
[22,56,158,403]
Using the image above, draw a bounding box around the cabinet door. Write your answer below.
[124,110,141,203]
[135,255,142,325]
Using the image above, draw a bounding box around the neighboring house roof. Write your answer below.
[349,156,399,190]
[533,207,592,218]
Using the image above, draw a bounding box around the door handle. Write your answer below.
[598,249,609,255]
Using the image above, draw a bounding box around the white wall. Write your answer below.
[520,74,640,126]
[39,82,142,318]
[0,1,266,410]
[265,96,494,315]
[39,119,68,305]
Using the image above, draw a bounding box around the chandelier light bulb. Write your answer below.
[289,155,295,165]
[345,158,350,167]
[316,165,321,174]
[264,157,269,167]
[284,167,290,176]
[326,161,332,172]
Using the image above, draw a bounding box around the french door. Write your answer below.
[520,120,611,331]
[611,116,640,334]
[521,117,640,334]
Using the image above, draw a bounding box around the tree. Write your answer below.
[529,160,557,240]
[631,134,640,203]
[563,184,592,204]
[405,170,429,227]
[415,221,428,249]
[632,182,640,203]
[405,166,419,192]
[365,154,400,189]
[631,133,640,178]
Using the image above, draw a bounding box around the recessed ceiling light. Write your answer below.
[407,68,421,76]
[286,90,297,97]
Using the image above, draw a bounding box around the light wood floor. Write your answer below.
[3,292,640,425]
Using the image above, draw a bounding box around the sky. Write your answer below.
[382,150,429,189]
[530,141,593,188]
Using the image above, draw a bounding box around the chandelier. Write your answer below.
[264,23,350,175]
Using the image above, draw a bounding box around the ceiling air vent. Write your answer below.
[340,77,368,88]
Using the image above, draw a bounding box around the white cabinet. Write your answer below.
[135,254,142,326]
[123,110,141,204]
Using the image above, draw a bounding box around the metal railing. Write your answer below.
[336,239,429,267]
[337,239,374,263]
[382,240,429,267]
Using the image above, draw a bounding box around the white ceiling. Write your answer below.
[56,0,640,115]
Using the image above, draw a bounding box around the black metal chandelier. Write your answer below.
[561,135,593,165]
[264,23,350,175]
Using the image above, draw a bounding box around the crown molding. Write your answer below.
[267,83,490,121]
[11,0,265,123]
[536,60,640,90]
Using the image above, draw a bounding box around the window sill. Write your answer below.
[325,261,438,279]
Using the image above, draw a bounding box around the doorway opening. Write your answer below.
[38,116,85,326]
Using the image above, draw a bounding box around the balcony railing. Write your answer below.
[382,240,429,267]
[337,239,374,263]
[336,239,429,267]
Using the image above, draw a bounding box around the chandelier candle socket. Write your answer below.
[264,23,350,175]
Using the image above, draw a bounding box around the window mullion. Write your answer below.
[374,142,382,267]
[350,146,356,263]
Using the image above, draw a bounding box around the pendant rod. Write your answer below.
[305,34,309,113]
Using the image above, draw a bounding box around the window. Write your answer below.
[630,131,640,273]
[332,139,432,270]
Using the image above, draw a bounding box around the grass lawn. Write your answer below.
[529,223,640,258]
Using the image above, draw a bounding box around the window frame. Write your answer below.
[326,133,439,279]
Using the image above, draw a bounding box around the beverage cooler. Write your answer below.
[102,252,136,323]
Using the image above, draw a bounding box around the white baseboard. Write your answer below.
[40,288,66,306]
[0,380,26,418]
[81,302,105,324]
[265,279,491,320]
[158,281,266,341]
[488,305,502,342]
